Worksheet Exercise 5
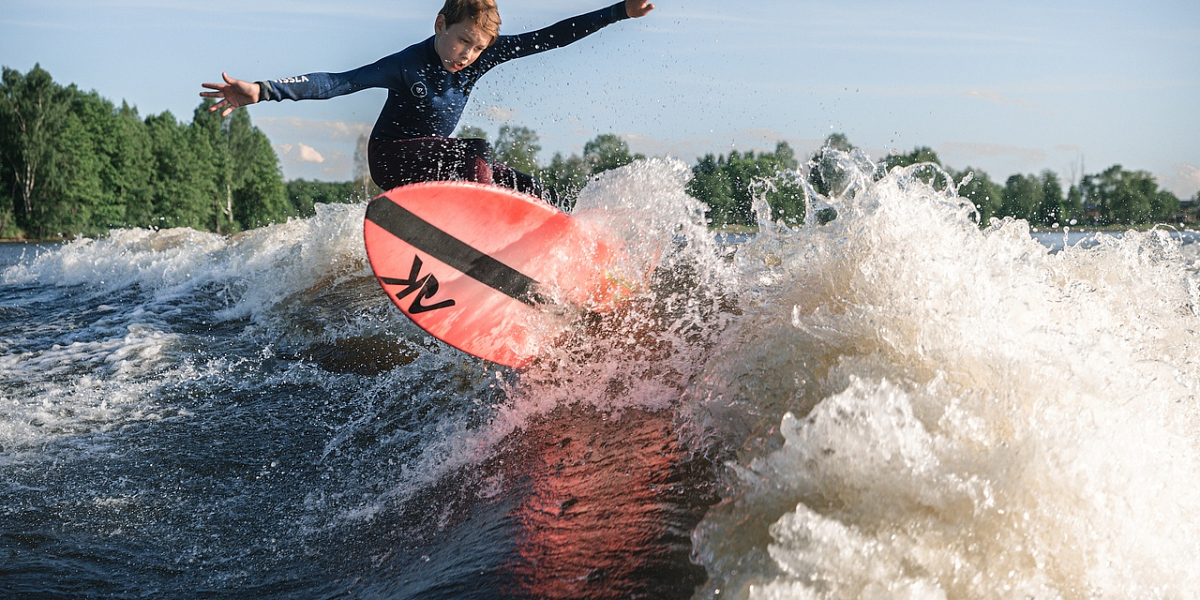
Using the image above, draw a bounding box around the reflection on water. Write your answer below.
[355,405,717,600]
[499,406,714,599]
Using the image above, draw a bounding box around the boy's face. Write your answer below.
[434,15,492,73]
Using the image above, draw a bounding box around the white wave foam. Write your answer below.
[690,160,1200,598]
[0,202,383,454]
[339,160,738,518]
[0,324,182,452]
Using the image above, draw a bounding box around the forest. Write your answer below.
[2,65,1197,240]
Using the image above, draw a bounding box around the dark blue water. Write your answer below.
[0,201,721,599]
[5,161,1200,599]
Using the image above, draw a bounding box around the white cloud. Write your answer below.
[256,117,371,141]
[482,105,518,122]
[275,142,325,164]
[1161,163,1200,199]
[297,143,325,163]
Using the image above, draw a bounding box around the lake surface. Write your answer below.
[4,161,1200,599]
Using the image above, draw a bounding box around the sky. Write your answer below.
[3,0,1198,198]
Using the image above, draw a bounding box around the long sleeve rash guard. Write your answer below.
[257,3,630,141]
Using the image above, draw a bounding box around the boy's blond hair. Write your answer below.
[439,0,502,43]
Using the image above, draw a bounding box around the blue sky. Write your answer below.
[3,0,1198,197]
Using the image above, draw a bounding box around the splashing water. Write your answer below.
[687,157,1200,599]
[2,155,1199,599]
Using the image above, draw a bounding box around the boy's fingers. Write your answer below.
[627,0,654,17]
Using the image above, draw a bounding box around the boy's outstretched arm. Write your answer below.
[200,72,261,117]
[625,0,655,18]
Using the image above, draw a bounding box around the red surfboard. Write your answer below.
[363,182,629,368]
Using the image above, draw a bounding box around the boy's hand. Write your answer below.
[200,72,261,117]
[624,0,655,18]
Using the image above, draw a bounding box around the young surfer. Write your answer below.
[200,0,655,198]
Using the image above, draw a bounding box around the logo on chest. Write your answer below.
[411,81,429,98]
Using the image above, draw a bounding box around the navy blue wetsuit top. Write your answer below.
[257,3,629,141]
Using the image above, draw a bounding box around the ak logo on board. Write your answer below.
[380,255,456,314]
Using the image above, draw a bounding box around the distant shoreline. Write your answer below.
[711,223,1199,235]
[5,223,1197,244]
[1029,224,1199,234]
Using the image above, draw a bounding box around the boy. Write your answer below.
[201,0,655,198]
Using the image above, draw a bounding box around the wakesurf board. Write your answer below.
[364,181,631,368]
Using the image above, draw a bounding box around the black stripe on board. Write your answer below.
[366,196,546,306]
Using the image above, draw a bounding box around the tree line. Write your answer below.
[0,64,307,240]
[447,126,809,227]
[688,133,1198,229]
[455,124,648,211]
[444,129,1198,230]
[874,140,1193,228]
[3,65,1196,239]
[336,124,653,213]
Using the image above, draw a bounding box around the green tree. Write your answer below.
[0,64,71,237]
[1034,170,1065,226]
[1064,184,1085,225]
[110,102,156,228]
[531,133,644,211]
[187,103,233,232]
[583,133,642,173]
[882,146,950,189]
[1001,173,1043,223]
[758,141,806,226]
[226,108,291,229]
[286,179,362,217]
[69,90,152,233]
[455,125,488,141]
[687,153,735,226]
[953,168,1004,225]
[1081,165,1168,225]
[1151,189,1180,223]
[493,125,540,174]
[0,68,146,238]
[809,132,857,198]
[538,152,590,211]
[687,142,803,227]
[884,146,942,170]
[147,110,215,230]
[51,93,107,235]
[0,66,319,238]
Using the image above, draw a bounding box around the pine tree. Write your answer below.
[0,65,71,237]
[227,108,291,229]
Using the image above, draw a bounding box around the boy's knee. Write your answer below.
[493,164,545,199]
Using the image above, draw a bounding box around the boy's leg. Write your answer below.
[367,137,494,191]
[367,137,553,202]
[492,164,546,199]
